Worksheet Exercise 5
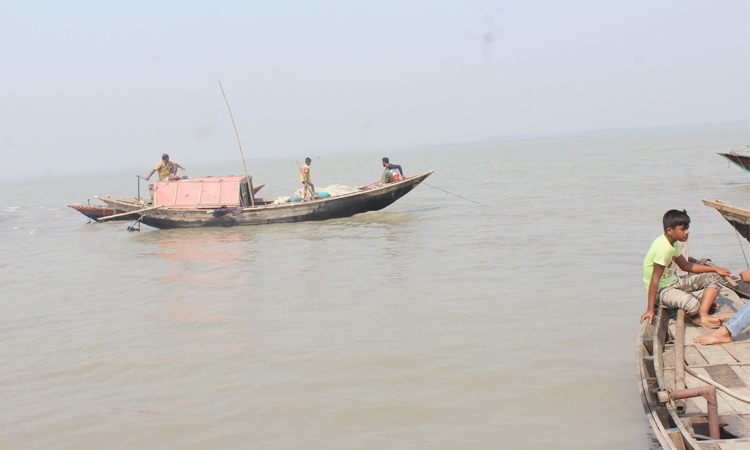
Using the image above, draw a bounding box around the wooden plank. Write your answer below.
[723,344,750,364]
[696,443,719,450]
[695,344,740,365]
[721,415,750,441]
[723,295,746,314]
[713,389,738,415]
[716,387,750,414]
[733,366,750,386]
[665,428,687,450]
[685,347,709,366]
[97,205,161,221]
[684,398,703,414]
[643,335,654,355]
[679,417,695,435]
[663,341,674,392]
[685,368,736,414]
[666,362,750,369]
[684,370,707,414]
[721,287,745,304]
[716,440,750,450]
[704,364,747,388]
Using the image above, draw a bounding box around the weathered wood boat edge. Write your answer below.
[717,152,750,173]
[702,199,750,243]
[140,170,434,229]
[638,287,750,450]
[68,199,144,221]
[638,309,692,450]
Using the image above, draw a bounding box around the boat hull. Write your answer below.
[68,203,141,221]
[638,282,750,449]
[702,199,750,243]
[718,152,750,173]
[140,171,433,229]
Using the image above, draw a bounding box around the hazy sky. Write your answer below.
[1,1,748,179]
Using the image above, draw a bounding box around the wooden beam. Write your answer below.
[97,206,161,221]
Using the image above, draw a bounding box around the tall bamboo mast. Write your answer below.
[219,81,255,207]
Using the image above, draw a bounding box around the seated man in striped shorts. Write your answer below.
[640,209,733,327]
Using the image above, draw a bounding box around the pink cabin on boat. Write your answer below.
[152,176,254,208]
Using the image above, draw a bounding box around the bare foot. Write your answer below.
[691,314,726,328]
[693,326,732,345]
[709,302,720,314]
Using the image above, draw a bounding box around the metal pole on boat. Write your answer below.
[219,81,255,207]
[658,386,720,439]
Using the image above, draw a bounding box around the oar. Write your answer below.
[97,206,162,222]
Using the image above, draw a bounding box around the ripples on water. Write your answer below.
[1,127,748,449]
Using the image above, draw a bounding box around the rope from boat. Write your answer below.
[735,228,749,269]
[684,366,750,404]
[422,183,485,206]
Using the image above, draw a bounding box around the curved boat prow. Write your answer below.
[702,199,750,243]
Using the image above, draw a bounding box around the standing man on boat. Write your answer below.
[139,154,187,182]
[299,157,320,202]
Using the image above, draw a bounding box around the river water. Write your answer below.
[1,127,748,449]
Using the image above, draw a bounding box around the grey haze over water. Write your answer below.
[1,1,748,179]
[1,127,748,449]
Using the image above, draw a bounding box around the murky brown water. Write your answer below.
[1,127,748,449]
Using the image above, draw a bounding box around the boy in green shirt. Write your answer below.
[641,209,732,327]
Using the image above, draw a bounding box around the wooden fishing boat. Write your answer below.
[702,199,750,243]
[68,197,145,221]
[132,171,433,229]
[638,263,750,449]
[72,176,265,223]
[718,151,750,174]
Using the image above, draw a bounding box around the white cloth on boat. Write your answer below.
[290,184,358,198]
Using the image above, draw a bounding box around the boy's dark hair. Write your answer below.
[382,157,389,163]
[305,157,311,164]
[162,153,169,160]
[663,209,690,232]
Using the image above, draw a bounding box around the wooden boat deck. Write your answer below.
[639,284,750,449]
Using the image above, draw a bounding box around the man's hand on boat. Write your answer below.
[715,267,733,277]
[640,310,656,325]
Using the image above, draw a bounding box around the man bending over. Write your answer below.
[140,154,187,182]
